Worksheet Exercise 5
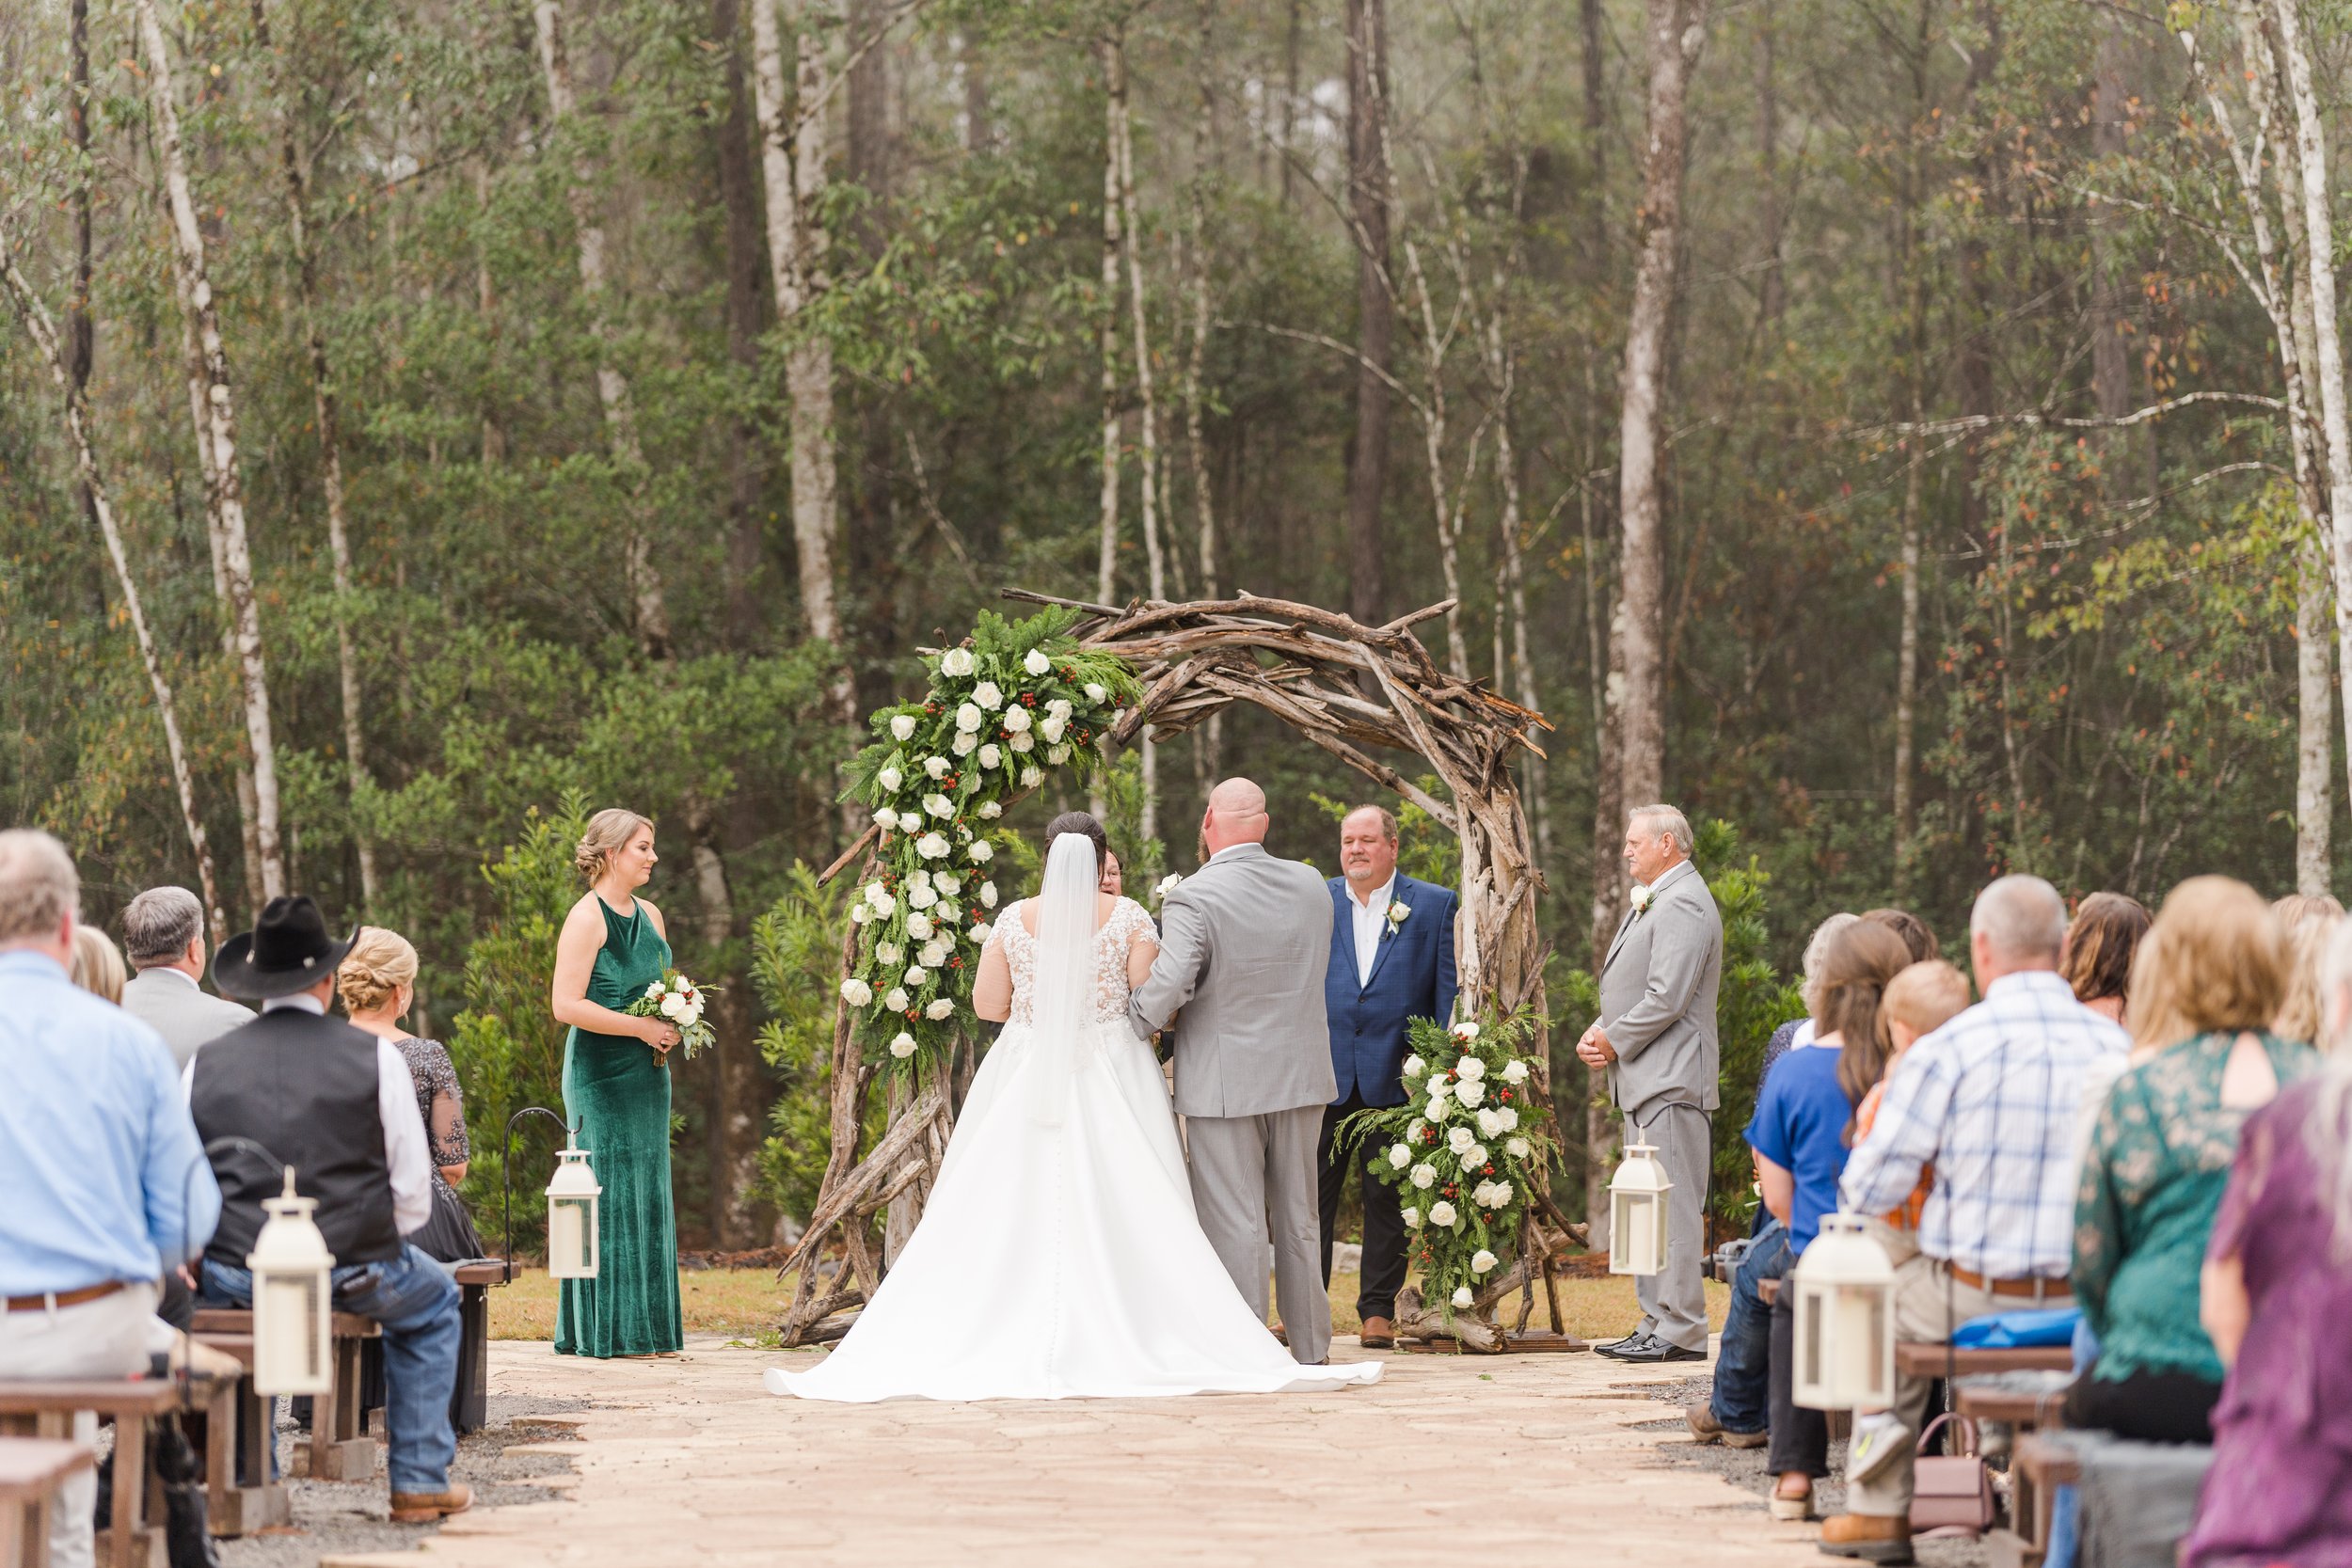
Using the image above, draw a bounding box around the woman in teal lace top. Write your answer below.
[2068,876,2314,1441]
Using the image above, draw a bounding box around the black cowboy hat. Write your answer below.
[213,895,360,1000]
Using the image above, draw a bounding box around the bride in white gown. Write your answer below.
[764,817,1383,1402]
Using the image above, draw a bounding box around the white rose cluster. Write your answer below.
[1474,1105,1519,1138]
[1471,1179,1514,1211]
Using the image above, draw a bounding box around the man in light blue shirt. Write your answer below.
[0,829,219,1568]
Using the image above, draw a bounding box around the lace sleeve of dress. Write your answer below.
[422,1040,469,1166]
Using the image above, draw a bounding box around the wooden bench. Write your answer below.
[183,1334,292,1536]
[0,1379,183,1568]
[1984,1432,2083,1568]
[0,1438,91,1568]
[1897,1342,2074,1377]
[191,1309,380,1481]
[1954,1379,2071,1430]
[452,1261,514,1435]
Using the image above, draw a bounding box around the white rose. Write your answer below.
[1009,731,1035,753]
[1448,1125,1476,1153]
[1455,1055,1486,1081]
[1452,1020,1481,1041]
[889,714,917,742]
[969,921,992,943]
[925,755,951,779]
[907,883,938,910]
[906,869,931,890]
[973,680,1004,711]
[906,913,935,941]
[1427,1093,1452,1122]
[884,987,910,1012]
[1046,743,1071,765]
[1471,1248,1498,1275]
[1501,1058,1528,1085]
[1461,1143,1489,1170]
[1001,706,1032,734]
[1401,1206,1421,1227]
[1046,697,1073,720]
[923,793,953,819]
[1452,1286,1474,1308]
[1429,1200,1458,1227]
[955,703,983,734]
[1504,1136,1531,1159]
[1454,1078,1485,1107]
[1024,648,1051,676]
[977,743,1003,769]
[877,766,902,794]
[877,942,902,965]
[979,882,998,909]
[1154,873,1183,903]
[872,806,899,832]
[925,998,955,1021]
[1084,682,1108,704]
[951,731,978,757]
[889,1031,917,1058]
[940,648,975,677]
[678,1003,703,1028]
[979,800,1004,818]
[903,965,929,988]
[850,903,871,925]
[1487,1180,1514,1207]
[1470,1180,1496,1209]
[935,873,961,895]
[1039,714,1067,744]
[1409,1163,1438,1191]
[660,992,685,1018]
[914,832,948,860]
[840,978,872,1006]
[1403,1053,1426,1079]
[1020,766,1044,786]
[919,941,947,968]
[1387,1144,1412,1170]
[968,840,994,863]
[644,981,665,1000]
[1475,1108,1504,1138]
[1406,1118,1429,1143]
[1495,1106,1519,1132]
[935,902,961,927]
[866,883,896,913]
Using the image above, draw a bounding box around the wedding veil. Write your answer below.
[1025,831,1101,1126]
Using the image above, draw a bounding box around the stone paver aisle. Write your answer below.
[326,1336,1817,1567]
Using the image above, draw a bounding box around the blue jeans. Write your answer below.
[202,1243,461,1494]
[1709,1216,1790,1436]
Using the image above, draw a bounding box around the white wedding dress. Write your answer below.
[764,834,1383,1402]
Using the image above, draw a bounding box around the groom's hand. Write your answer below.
[1576,1022,1616,1068]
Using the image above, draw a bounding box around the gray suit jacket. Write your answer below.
[1598,859,1724,1119]
[1127,843,1339,1118]
[122,967,255,1071]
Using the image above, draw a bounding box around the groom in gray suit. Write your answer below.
[1577,803,1723,1364]
[1129,778,1339,1366]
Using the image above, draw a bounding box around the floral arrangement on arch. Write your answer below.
[835,607,1141,1075]
[1337,1007,1555,1317]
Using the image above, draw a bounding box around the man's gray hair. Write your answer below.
[1970,874,2068,962]
[1628,804,1694,857]
[0,829,78,945]
[123,886,204,966]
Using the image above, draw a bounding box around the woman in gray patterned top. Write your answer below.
[341,927,485,1262]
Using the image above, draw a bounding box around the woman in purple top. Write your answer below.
[2182,1038,2352,1568]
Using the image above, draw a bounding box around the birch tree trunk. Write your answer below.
[253,0,378,911]
[1094,31,1126,607]
[1114,41,1161,841]
[1892,1,1931,896]
[1184,12,1222,783]
[137,0,285,907]
[2,232,224,941]
[1343,0,1392,626]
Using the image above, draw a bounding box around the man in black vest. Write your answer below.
[188,895,471,1524]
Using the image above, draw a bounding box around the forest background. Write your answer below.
[7,0,2349,1250]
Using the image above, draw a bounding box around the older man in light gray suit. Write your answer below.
[1129,778,1340,1366]
[119,887,251,1070]
[1577,804,1723,1364]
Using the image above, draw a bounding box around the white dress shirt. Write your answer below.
[183,991,435,1238]
[1346,875,1396,989]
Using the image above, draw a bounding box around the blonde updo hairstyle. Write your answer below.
[575,808,655,882]
[338,926,419,1015]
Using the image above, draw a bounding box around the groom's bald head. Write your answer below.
[1201,778,1270,857]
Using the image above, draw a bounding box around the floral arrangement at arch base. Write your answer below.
[836,607,1142,1078]
[1336,1007,1557,1325]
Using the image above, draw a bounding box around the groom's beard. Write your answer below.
[1198,828,1210,865]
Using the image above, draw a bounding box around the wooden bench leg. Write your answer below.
[453,1286,489,1435]
[310,1335,378,1482]
[108,1411,142,1568]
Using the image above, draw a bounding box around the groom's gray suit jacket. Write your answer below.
[1126,843,1338,1117]
[1598,858,1724,1120]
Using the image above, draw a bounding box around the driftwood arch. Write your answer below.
[778,591,1574,1349]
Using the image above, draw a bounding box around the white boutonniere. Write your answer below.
[1386,899,1411,935]
[1629,883,1655,916]
[1153,873,1183,905]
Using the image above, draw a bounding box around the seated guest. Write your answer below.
[2060,892,2150,1028]
[340,927,485,1262]
[1854,959,1974,1254]
[189,895,471,1525]
[1761,913,1857,1078]
[2182,919,2352,1568]
[1820,876,2128,1563]
[2068,877,2314,1443]
[2268,892,2341,1047]
[1860,907,1939,963]
[70,922,127,1003]
[0,830,219,1568]
[1750,923,1912,1522]
[121,885,252,1069]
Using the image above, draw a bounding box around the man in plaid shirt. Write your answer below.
[1818,876,2128,1563]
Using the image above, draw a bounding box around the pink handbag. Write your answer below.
[1909,1413,1997,1537]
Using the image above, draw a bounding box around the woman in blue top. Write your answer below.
[1748,921,1913,1521]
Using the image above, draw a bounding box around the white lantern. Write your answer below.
[1791,1212,1898,1410]
[545,1133,602,1280]
[1607,1135,1674,1276]
[246,1167,334,1397]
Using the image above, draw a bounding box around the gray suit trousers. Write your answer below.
[1628,1103,1712,1352]
[1184,1106,1329,1366]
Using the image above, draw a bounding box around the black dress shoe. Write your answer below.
[1612,1338,1707,1364]
[1593,1326,1650,1354]
[1593,1333,1656,1361]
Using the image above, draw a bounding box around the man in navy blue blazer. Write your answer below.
[1318,805,1456,1349]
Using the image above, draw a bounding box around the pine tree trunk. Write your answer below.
[1114,43,1161,841]
[1094,32,1126,607]
[1343,0,1391,627]
[713,0,771,650]
[137,0,285,908]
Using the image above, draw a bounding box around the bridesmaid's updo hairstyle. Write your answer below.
[576,808,654,881]
[1043,811,1107,865]
[339,926,420,1014]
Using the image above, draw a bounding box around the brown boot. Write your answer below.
[1817,1513,1914,1564]
[1358,1316,1395,1350]
[1686,1402,1769,1449]
[390,1482,474,1525]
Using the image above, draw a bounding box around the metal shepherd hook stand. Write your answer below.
[503,1106,602,1282]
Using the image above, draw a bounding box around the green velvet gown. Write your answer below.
[555,895,685,1356]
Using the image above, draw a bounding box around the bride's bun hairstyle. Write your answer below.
[1043,811,1107,863]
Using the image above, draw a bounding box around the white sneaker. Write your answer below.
[1845,1415,1910,1485]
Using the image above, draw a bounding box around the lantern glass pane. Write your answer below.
[256,1272,327,1394]
[549,1197,588,1277]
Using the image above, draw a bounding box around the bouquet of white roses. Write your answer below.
[626,970,718,1062]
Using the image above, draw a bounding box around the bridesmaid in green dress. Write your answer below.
[548,808,685,1357]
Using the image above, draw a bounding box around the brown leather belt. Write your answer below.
[1947,1264,2073,1301]
[2,1280,130,1313]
